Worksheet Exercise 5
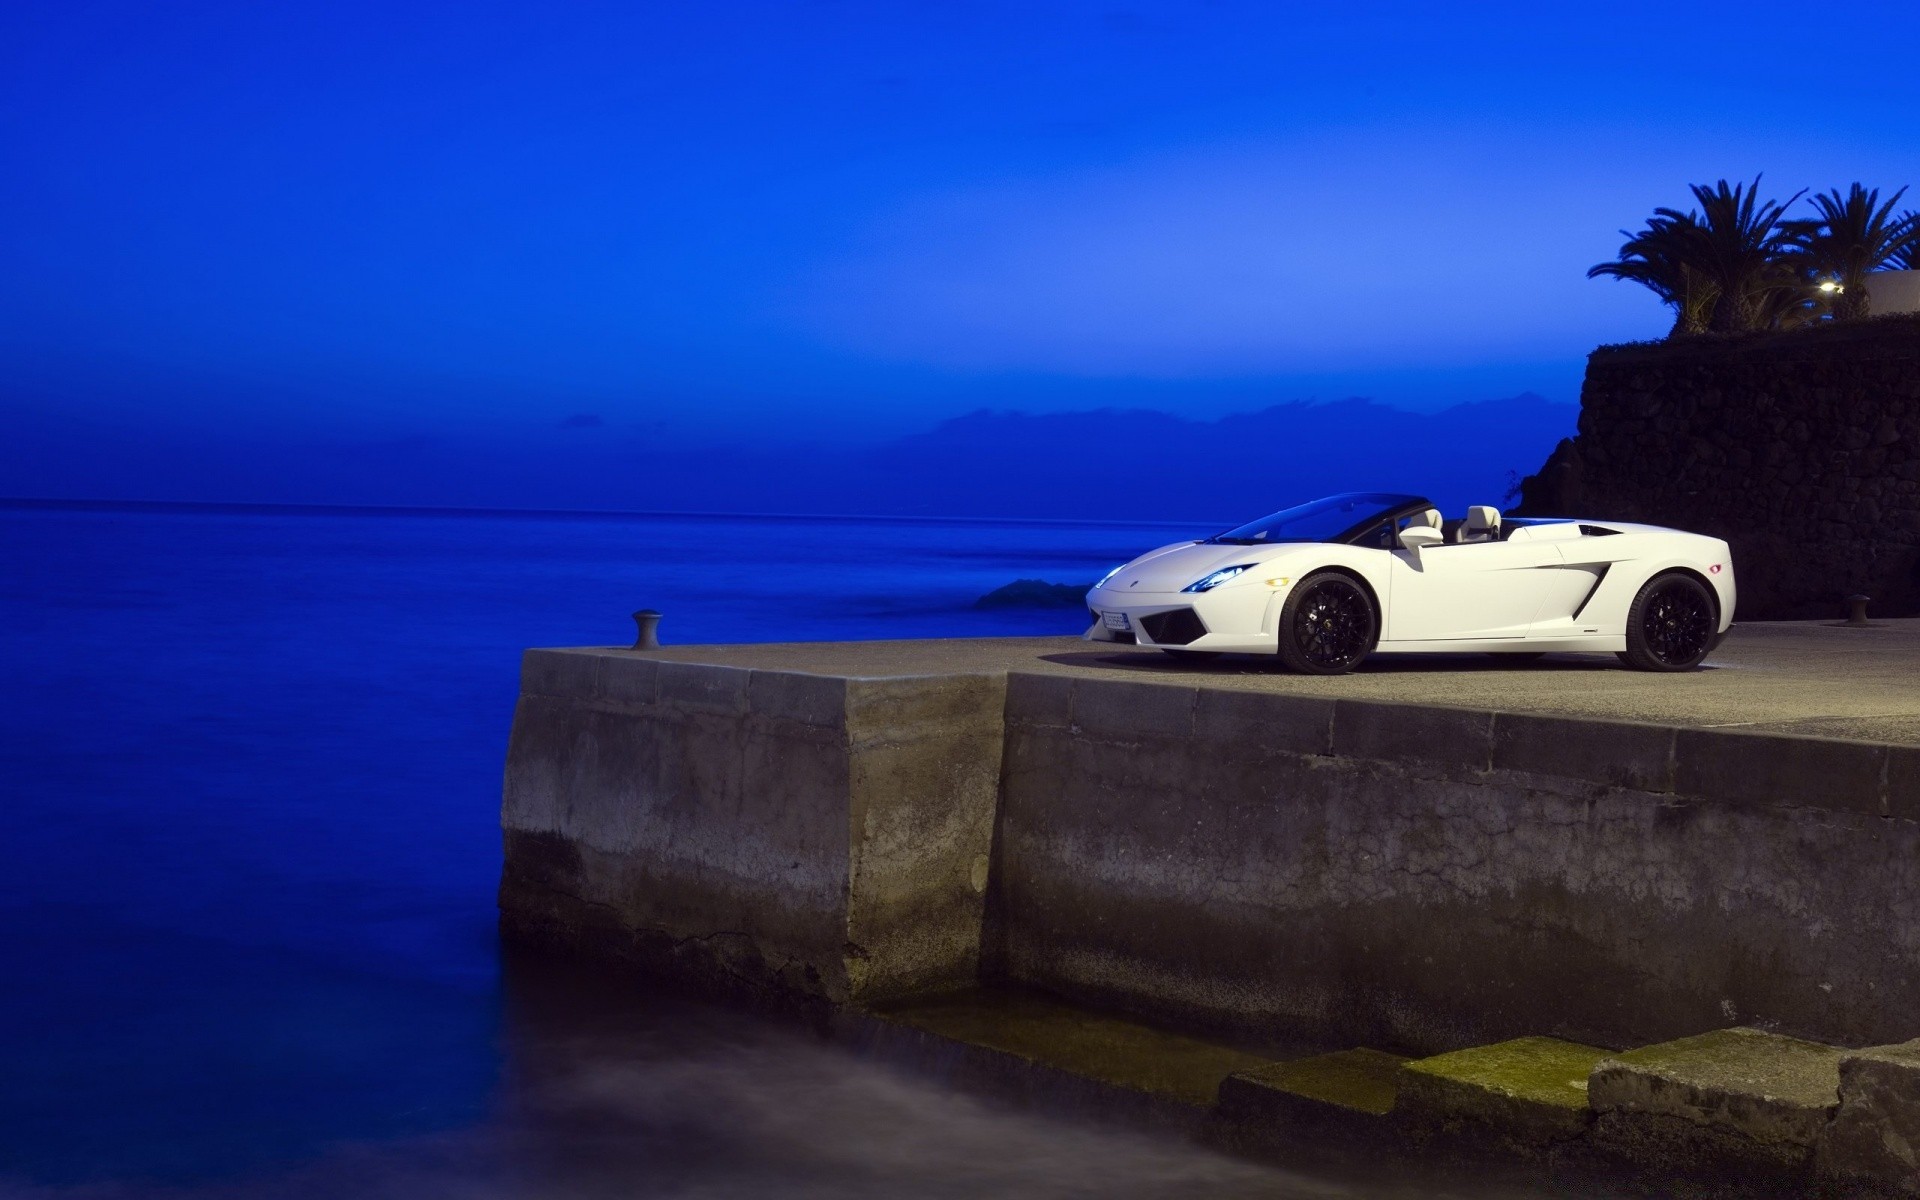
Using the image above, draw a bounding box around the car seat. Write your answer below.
[1457,506,1501,543]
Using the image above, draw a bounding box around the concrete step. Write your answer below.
[862,988,1917,1195]
[1588,1027,1845,1173]
[1396,1036,1610,1154]
[1818,1038,1920,1195]
[864,987,1278,1111]
[1216,1048,1408,1139]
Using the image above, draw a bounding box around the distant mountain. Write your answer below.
[852,394,1575,520]
[3,393,1576,519]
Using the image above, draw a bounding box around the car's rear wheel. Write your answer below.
[1160,649,1222,662]
[1620,572,1716,671]
[1276,571,1376,675]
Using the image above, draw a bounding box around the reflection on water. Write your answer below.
[1,505,1609,1198]
[0,950,1599,1200]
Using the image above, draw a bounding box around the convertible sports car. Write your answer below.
[1085,492,1734,674]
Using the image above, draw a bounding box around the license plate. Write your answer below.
[1102,611,1130,631]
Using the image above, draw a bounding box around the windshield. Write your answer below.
[1208,492,1428,545]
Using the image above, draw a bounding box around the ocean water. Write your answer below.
[0,502,1595,1198]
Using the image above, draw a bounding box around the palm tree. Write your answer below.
[1800,184,1914,319]
[1588,211,1719,338]
[1681,177,1806,332]
[1887,209,1920,272]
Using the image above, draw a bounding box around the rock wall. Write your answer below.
[1514,315,1920,619]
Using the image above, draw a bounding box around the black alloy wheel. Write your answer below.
[1277,572,1377,675]
[1619,572,1716,671]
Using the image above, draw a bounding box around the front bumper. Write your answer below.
[1085,584,1280,654]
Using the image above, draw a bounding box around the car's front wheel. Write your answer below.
[1619,572,1716,671]
[1276,571,1377,675]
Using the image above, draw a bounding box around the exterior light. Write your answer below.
[1818,281,1844,294]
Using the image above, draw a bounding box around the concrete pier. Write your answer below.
[499,621,1920,1194]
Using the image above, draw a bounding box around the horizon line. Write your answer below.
[0,495,1224,531]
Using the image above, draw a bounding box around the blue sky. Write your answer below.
[4,0,1918,505]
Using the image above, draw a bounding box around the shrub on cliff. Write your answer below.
[1591,177,1920,335]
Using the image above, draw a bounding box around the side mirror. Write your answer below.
[1398,525,1444,551]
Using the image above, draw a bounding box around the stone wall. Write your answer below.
[499,648,1005,1007]
[502,646,1920,1054]
[1514,315,1920,619]
[990,674,1920,1056]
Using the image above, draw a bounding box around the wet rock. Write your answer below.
[974,579,1092,609]
[1817,1038,1920,1194]
[1588,1027,1844,1173]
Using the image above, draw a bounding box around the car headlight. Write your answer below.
[1182,565,1253,593]
[1095,564,1126,588]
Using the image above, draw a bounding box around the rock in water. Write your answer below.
[974,579,1091,609]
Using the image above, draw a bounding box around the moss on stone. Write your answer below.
[1230,1048,1409,1116]
[1403,1036,1608,1110]
[1595,1028,1844,1108]
[873,987,1272,1108]
[1395,1036,1610,1151]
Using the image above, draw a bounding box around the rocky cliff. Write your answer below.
[1514,316,1920,619]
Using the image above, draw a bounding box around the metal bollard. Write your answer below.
[631,609,662,650]
[1845,595,1871,627]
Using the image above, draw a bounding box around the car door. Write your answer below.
[1384,539,1566,641]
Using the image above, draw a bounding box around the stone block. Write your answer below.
[1674,729,1887,816]
[1816,1038,1920,1193]
[1217,1048,1408,1131]
[1887,746,1920,822]
[1491,712,1674,792]
[1071,677,1195,740]
[1331,700,1493,771]
[846,673,1005,738]
[520,648,601,699]
[845,722,1004,1002]
[1397,1036,1607,1152]
[1003,671,1074,728]
[597,653,659,706]
[656,661,751,714]
[1191,689,1334,756]
[1589,1027,1845,1171]
[871,987,1268,1111]
[747,669,847,728]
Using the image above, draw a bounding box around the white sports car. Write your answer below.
[1085,492,1734,674]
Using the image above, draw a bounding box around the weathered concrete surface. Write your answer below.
[500,650,1005,1005]
[992,666,1920,1052]
[1816,1038,1920,1193]
[502,621,1920,1050]
[1396,1037,1606,1153]
[1588,1028,1844,1173]
[603,618,1920,742]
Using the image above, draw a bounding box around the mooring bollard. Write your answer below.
[631,609,662,650]
[1845,594,1872,627]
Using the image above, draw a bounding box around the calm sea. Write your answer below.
[0,502,1596,1199]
